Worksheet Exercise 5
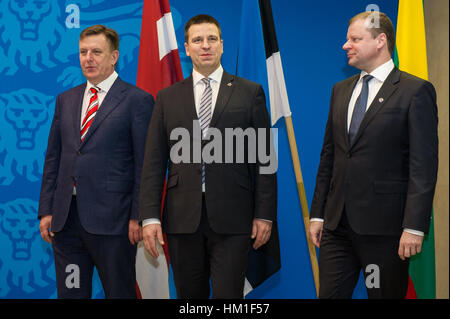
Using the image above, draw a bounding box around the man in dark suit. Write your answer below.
[309,11,438,299]
[139,14,277,299]
[38,25,154,298]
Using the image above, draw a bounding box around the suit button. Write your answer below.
[77,151,82,156]
[346,153,351,158]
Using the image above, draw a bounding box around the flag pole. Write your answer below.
[284,115,320,297]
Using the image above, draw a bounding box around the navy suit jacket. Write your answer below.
[38,77,154,235]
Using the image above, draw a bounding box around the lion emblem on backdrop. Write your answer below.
[0,198,54,297]
[0,0,67,75]
[0,0,145,81]
[0,89,54,185]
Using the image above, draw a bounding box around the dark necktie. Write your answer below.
[348,74,373,144]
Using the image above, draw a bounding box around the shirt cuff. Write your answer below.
[307,220,423,236]
[256,218,272,223]
[404,228,424,236]
[142,218,161,227]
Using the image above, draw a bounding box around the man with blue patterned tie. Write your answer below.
[309,12,438,298]
[139,14,277,299]
[38,25,154,298]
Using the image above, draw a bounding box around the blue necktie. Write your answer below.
[348,74,373,144]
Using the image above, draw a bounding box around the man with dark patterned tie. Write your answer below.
[139,14,277,299]
[309,11,438,298]
[38,25,154,298]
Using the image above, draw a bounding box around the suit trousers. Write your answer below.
[167,195,251,299]
[318,210,410,299]
[52,196,137,298]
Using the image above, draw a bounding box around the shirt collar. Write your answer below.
[360,59,394,83]
[87,71,118,94]
[192,65,223,86]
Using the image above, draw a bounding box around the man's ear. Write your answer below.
[377,33,387,50]
[112,50,119,66]
[184,42,190,57]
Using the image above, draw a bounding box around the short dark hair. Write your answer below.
[349,11,395,55]
[184,14,222,43]
[80,24,119,51]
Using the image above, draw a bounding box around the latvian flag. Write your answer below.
[135,0,183,299]
[237,0,287,295]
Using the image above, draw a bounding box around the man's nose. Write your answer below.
[201,39,210,48]
[86,51,94,60]
[343,41,350,50]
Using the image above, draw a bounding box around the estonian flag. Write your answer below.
[237,0,287,295]
[237,0,292,126]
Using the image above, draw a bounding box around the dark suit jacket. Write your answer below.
[139,71,277,235]
[38,77,154,235]
[310,67,438,236]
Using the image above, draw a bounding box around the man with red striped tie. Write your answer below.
[38,25,154,298]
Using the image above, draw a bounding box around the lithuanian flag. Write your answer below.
[394,0,436,299]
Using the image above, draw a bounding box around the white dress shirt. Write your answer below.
[80,71,118,129]
[193,65,223,125]
[311,59,423,236]
[193,65,223,192]
[347,59,394,130]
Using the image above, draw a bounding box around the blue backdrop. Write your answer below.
[0,0,398,298]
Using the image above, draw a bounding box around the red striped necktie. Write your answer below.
[80,87,99,142]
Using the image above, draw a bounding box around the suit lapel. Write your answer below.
[181,75,198,123]
[210,71,235,128]
[340,75,359,150]
[350,67,400,148]
[72,83,86,147]
[80,77,127,147]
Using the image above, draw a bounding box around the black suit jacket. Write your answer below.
[38,77,154,235]
[310,67,438,236]
[139,71,277,235]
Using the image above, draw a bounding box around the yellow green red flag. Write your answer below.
[394,0,436,299]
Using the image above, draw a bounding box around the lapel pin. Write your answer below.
[378,97,384,103]
[227,82,232,87]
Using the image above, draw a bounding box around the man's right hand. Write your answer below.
[143,223,164,258]
[39,215,54,244]
[309,220,324,248]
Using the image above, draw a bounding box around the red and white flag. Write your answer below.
[135,0,183,299]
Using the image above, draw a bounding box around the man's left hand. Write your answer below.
[251,219,272,250]
[398,231,424,260]
[129,219,143,245]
